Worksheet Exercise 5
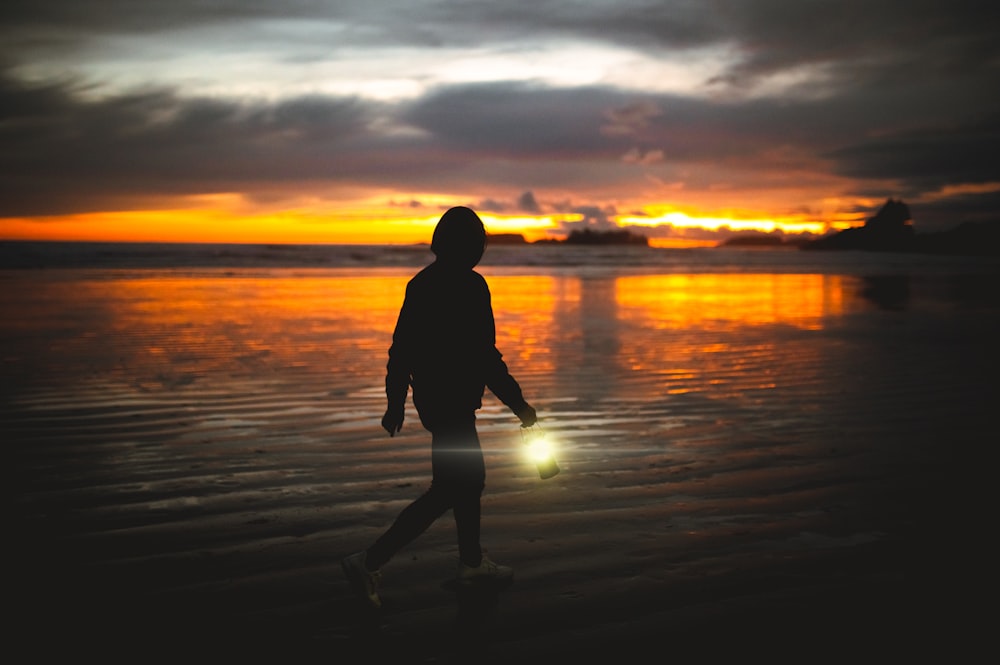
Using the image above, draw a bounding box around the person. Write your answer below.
[342,206,537,610]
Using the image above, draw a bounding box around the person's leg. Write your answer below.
[429,417,486,567]
[434,417,513,585]
[452,484,483,567]
[358,415,484,569]
[365,485,451,570]
[344,417,482,607]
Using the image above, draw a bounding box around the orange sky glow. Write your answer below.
[0,205,860,247]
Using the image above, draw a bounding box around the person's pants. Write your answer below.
[366,416,486,569]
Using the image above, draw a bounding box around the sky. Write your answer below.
[1,0,999,246]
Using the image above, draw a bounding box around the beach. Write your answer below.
[5,247,997,662]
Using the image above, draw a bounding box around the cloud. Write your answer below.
[827,113,1000,193]
[912,189,1000,229]
[3,64,996,235]
[702,1,1000,92]
[399,82,621,158]
[622,148,664,165]
[552,204,620,233]
[0,69,376,214]
[1,1,999,233]
[517,191,541,213]
[601,101,662,136]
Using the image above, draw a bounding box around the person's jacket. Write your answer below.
[385,261,528,429]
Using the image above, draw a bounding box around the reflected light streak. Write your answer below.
[86,273,410,387]
[610,274,857,401]
[4,269,876,431]
[615,274,848,331]
[485,275,571,376]
[483,272,861,410]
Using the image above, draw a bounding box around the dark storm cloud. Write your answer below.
[416,0,1000,97]
[707,0,1000,85]
[828,114,1000,190]
[400,83,623,158]
[0,69,376,214]
[8,1,992,75]
[4,62,998,228]
[1,1,999,231]
[912,190,1000,228]
[414,1,723,50]
[0,74,648,215]
[0,0,333,33]
[0,1,719,50]
[397,80,870,172]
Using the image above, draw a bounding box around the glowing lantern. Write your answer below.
[520,424,560,479]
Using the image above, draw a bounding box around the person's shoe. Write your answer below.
[342,551,382,609]
[457,552,513,587]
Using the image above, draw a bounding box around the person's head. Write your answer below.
[431,206,487,269]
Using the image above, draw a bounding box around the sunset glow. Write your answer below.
[0,207,837,246]
[0,210,440,245]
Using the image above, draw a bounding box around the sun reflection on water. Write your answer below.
[3,269,867,404]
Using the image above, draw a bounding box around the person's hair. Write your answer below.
[431,206,487,267]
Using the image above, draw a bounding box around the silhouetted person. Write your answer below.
[342,206,537,609]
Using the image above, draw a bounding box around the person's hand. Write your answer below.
[517,404,537,427]
[382,408,404,436]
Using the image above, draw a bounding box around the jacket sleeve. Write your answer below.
[484,347,529,415]
[385,285,415,412]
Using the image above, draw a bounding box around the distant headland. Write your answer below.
[492,228,649,246]
[719,235,792,248]
[723,198,1000,257]
[800,199,1000,256]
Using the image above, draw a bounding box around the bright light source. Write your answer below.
[526,436,554,463]
[520,425,560,479]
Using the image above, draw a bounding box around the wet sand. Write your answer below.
[5,266,996,662]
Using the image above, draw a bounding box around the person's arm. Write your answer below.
[383,285,414,436]
[484,349,537,426]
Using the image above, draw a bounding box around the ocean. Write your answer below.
[4,239,996,658]
[4,238,999,274]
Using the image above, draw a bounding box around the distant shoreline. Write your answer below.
[490,228,649,246]
[720,219,1000,257]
